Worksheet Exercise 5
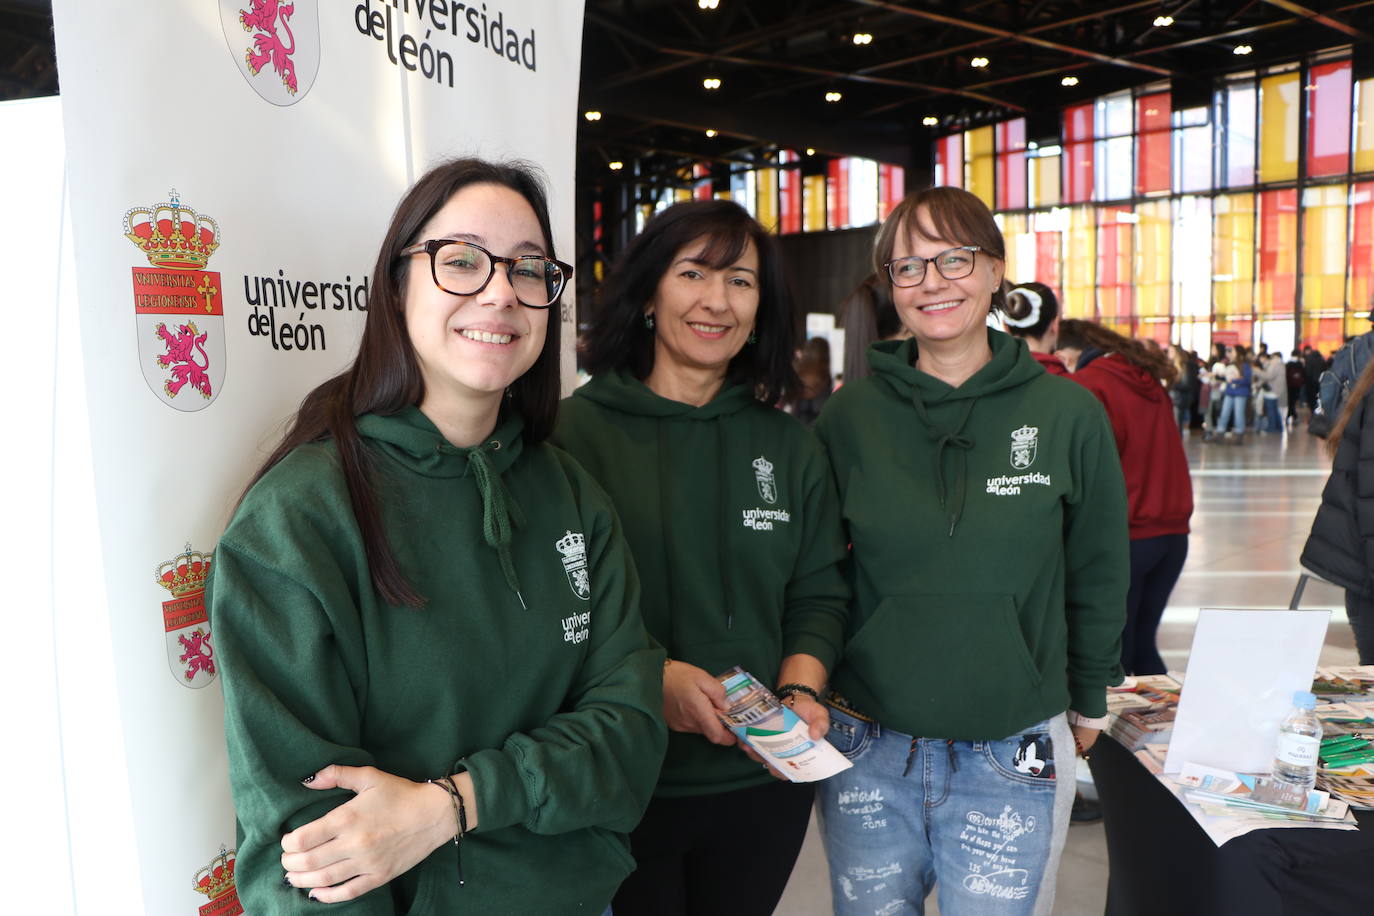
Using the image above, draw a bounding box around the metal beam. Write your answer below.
[844,0,1176,76]
[1259,0,1371,40]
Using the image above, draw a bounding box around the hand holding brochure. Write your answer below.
[716,667,852,783]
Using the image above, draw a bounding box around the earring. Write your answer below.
[747,331,757,345]
[644,314,655,329]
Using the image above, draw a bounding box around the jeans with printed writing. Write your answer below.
[817,708,1074,916]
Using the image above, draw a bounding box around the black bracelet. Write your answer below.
[428,775,468,886]
[776,683,820,704]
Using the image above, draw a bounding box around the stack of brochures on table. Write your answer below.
[1173,762,1357,826]
[1105,674,1181,751]
[1312,665,1374,700]
[1317,733,1374,810]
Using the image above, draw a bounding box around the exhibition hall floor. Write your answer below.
[776,424,1357,916]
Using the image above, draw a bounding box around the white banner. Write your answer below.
[48,2,584,911]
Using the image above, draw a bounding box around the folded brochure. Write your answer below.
[717,666,852,783]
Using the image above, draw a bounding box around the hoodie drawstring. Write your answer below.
[911,396,978,536]
[466,445,526,609]
[716,423,734,631]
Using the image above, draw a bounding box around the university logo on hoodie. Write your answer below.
[1010,425,1038,469]
[753,455,778,504]
[556,530,591,600]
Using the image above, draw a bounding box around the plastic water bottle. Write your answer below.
[1272,690,1322,792]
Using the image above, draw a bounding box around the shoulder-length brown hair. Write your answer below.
[239,158,563,607]
[1057,319,1177,386]
[1330,356,1374,456]
[872,186,1009,314]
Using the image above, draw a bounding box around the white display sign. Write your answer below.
[47,2,584,912]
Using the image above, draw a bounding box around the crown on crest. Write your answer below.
[192,847,236,900]
[156,544,212,596]
[123,189,221,270]
[752,456,774,475]
[1011,425,1038,444]
[556,531,585,557]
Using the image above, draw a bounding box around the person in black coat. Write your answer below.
[1301,357,1374,664]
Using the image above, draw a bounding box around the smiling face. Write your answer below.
[890,207,1005,350]
[645,235,761,383]
[404,182,549,415]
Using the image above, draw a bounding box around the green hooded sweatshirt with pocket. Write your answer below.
[815,331,1128,740]
[552,370,849,797]
[208,407,667,915]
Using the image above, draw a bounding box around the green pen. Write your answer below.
[1321,737,1369,754]
[1321,750,1374,768]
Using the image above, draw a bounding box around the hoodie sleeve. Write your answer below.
[210,538,395,916]
[780,433,851,671]
[459,480,667,836]
[1062,405,1130,716]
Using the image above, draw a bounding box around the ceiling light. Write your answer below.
[852,33,873,45]
[705,128,718,137]
[1061,76,1079,87]
[608,161,624,171]
[702,76,722,90]
[970,56,989,69]
[1233,44,1253,55]
[1153,15,1174,27]
[805,148,816,156]
[697,0,719,9]
[922,116,939,126]
[825,90,843,102]
[583,110,602,121]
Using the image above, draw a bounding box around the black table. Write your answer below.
[1089,734,1374,916]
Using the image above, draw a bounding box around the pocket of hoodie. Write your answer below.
[843,594,1042,732]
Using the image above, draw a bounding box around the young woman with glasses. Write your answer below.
[208,158,666,913]
[551,199,849,916]
[813,187,1130,916]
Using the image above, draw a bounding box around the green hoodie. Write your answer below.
[552,370,849,797]
[208,406,667,915]
[815,331,1128,740]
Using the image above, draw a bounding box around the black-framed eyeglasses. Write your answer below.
[883,246,981,288]
[400,239,573,308]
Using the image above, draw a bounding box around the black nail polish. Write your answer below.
[300,774,316,785]
[282,875,292,887]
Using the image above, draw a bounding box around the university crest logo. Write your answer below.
[156,545,218,689]
[193,846,243,916]
[221,0,321,105]
[124,191,225,411]
[556,530,590,601]
[1010,426,1038,470]
[753,455,778,504]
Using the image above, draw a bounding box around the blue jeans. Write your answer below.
[817,708,1074,916]
[1260,396,1282,432]
[1216,394,1247,434]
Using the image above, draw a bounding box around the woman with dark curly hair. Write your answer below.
[553,199,849,916]
[1055,318,1193,675]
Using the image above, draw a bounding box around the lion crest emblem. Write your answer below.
[220,0,320,106]
[1010,426,1038,470]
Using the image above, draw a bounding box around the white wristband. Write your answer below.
[1067,710,1110,729]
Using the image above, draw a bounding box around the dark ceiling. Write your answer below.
[578,0,1374,186]
[4,1,1370,187]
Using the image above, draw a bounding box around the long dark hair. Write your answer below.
[839,274,900,382]
[1057,319,1177,386]
[240,158,563,607]
[1330,355,1374,456]
[580,199,800,405]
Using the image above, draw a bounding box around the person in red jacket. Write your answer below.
[1055,319,1194,675]
[1001,280,1069,376]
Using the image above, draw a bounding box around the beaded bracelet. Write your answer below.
[428,775,468,885]
[776,683,820,704]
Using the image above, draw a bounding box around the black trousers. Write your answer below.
[612,779,815,916]
[1122,533,1189,675]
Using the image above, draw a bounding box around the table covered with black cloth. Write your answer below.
[1088,733,1374,916]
